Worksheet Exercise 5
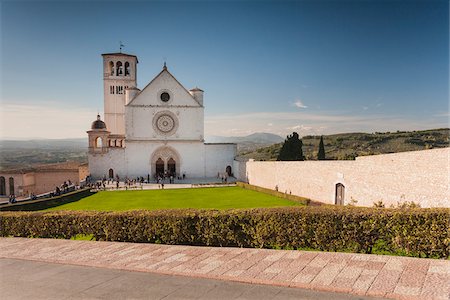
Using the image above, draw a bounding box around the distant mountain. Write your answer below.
[206,132,284,144]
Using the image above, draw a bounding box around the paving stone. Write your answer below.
[1,237,449,300]
[367,270,402,297]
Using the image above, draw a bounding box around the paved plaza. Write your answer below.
[1,258,383,300]
[0,238,449,299]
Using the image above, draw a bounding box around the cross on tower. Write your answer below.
[119,41,125,53]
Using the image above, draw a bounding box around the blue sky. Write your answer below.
[0,0,448,139]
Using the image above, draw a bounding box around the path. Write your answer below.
[0,258,382,299]
[0,238,448,300]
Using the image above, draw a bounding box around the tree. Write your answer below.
[317,136,326,160]
[277,132,304,161]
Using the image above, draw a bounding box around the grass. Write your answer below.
[44,186,303,211]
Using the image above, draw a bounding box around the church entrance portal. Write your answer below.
[155,158,164,176]
[151,146,180,179]
[167,158,176,176]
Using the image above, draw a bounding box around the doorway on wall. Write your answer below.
[226,165,232,177]
[167,158,176,176]
[9,177,14,195]
[108,168,114,179]
[335,183,345,205]
[0,176,5,196]
[155,158,164,177]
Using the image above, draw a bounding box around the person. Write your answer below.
[161,183,164,189]
[116,181,119,189]
[183,172,186,180]
[275,185,278,192]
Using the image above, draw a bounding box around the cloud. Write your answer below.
[293,100,307,109]
[286,125,313,131]
[363,106,369,110]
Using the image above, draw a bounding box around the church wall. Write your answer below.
[205,144,237,177]
[88,149,126,179]
[126,106,204,141]
[124,141,206,178]
[245,148,450,208]
[130,71,201,107]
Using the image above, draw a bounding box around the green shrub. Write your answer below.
[1,207,448,258]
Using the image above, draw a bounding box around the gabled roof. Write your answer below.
[127,66,201,106]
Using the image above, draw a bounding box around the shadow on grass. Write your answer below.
[0,189,95,212]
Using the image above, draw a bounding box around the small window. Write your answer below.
[109,61,114,76]
[110,86,115,94]
[116,61,123,76]
[125,62,130,76]
[116,86,124,94]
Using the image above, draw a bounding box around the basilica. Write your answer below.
[87,52,236,180]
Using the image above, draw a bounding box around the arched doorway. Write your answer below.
[0,176,5,195]
[155,158,164,177]
[335,183,345,205]
[9,177,14,195]
[151,146,180,178]
[167,158,176,176]
[108,168,114,179]
[226,165,232,177]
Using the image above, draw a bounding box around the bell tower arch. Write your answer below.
[102,52,138,135]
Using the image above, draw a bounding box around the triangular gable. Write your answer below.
[128,68,201,107]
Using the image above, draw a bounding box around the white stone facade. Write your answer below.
[88,53,236,180]
[238,148,450,208]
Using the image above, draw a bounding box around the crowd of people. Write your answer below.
[86,171,192,191]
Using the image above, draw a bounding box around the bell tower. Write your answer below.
[102,52,138,135]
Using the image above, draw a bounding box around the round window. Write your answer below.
[160,92,170,102]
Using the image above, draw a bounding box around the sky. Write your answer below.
[0,0,448,139]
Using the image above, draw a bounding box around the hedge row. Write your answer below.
[236,182,312,205]
[1,207,449,258]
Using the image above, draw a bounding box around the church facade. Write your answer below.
[87,52,236,180]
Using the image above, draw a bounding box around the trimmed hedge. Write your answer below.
[1,207,449,258]
[236,182,312,205]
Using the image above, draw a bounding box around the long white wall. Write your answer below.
[242,148,450,208]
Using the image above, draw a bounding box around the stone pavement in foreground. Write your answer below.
[0,238,448,300]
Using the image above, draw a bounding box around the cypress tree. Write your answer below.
[277,132,304,161]
[318,136,326,160]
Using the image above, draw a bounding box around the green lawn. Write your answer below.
[44,187,303,211]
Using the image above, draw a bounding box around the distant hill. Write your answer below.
[206,132,284,153]
[0,138,88,170]
[2,129,448,170]
[0,138,87,149]
[239,128,450,161]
